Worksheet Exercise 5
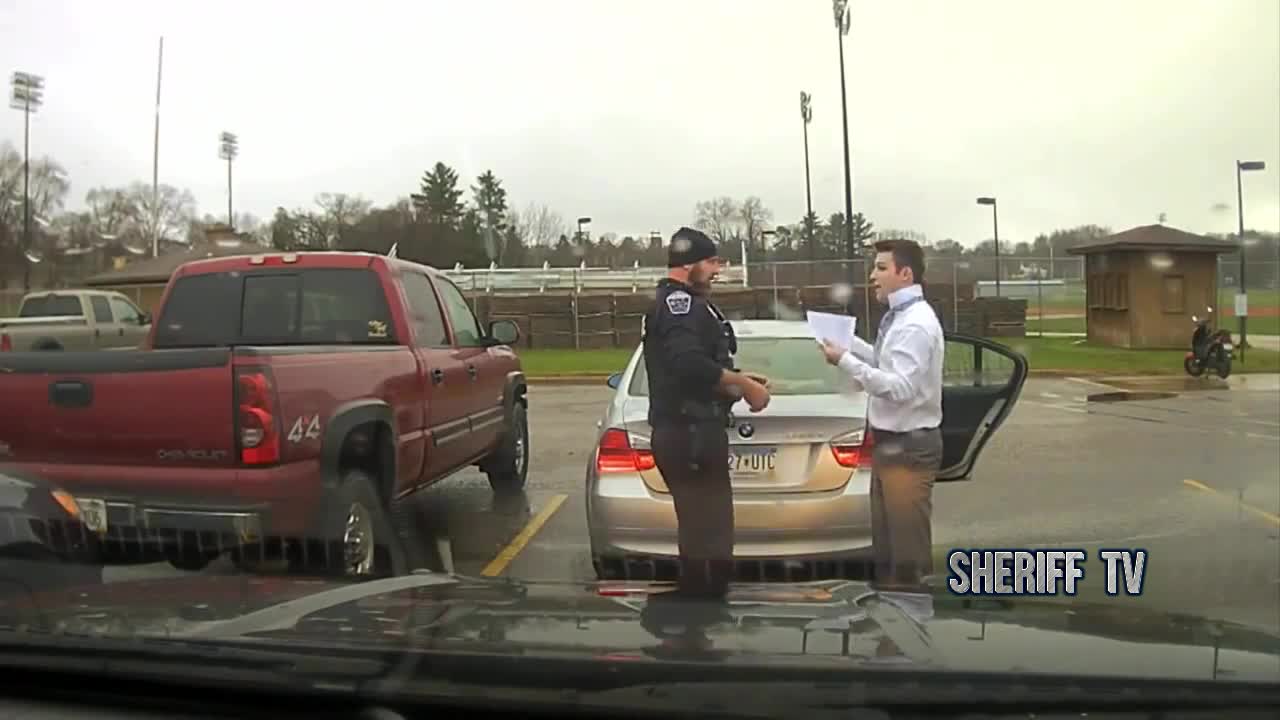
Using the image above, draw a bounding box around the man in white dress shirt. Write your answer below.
[819,238,944,590]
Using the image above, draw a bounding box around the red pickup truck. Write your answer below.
[0,251,528,577]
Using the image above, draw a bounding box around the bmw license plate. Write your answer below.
[729,446,777,476]
[77,498,108,534]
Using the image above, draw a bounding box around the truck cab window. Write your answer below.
[90,296,114,323]
[435,279,483,347]
[400,271,449,347]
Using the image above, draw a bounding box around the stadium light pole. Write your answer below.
[799,91,814,264]
[10,71,44,293]
[218,132,239,228]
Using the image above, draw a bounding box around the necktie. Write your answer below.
[873,296,924,365]
[873,309,896,366]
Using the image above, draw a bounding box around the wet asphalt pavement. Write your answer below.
[105,376,1280,632]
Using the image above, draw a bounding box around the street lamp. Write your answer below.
[976,197,1000,297]
[1235,160,1266,357]
[10,71,45,293]
[218,131,239,228]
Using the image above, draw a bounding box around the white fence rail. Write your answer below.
[438,261,748,293]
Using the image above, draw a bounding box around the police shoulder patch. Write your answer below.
[665,290,692,315]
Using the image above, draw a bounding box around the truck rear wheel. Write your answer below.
[32,338,63,351]
[305,469,398,578]
[484,402,528,494]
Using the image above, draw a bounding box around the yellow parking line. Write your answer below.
[481,494,568,577]
[1183,479,1280,527]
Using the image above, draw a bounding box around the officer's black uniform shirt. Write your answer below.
[643,278,738,426]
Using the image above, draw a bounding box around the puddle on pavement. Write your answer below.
[1098,377,1231,394]
[1087,390,1179,403]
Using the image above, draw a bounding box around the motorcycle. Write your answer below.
[1184,307,1233,379]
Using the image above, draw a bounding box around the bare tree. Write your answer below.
[291,210,330,250]
[315,192,373,249]
[84,187,135,238]
[126,182,196,251]
[739,196,773,253]
[315,193,372,228]
[514,202,566,248]
[1,145,71,237]
[693,196,740,244]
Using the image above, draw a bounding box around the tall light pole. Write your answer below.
[151,37,164,257]
[1235,159,1266,358]
[10,71,44,293]
[832,0,854,257]
[218,132,239,228]
[799,91,815,266]
[977,197,1000,297]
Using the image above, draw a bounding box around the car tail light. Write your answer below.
[237,367,281,465]
[596,428,656,474]
[830,427,873,468]
[0,333,10,352]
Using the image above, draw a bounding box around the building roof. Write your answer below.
[1066,224,1239,255]
[85,239,268,286]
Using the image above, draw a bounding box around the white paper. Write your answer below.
[806,310,856,346]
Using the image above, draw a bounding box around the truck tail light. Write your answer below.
[596,428,656,474]
[830,427,873,468]
[0,333,10,352]
[236,367,281,465]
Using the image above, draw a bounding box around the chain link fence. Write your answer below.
[746,257,1280,338]
[4,256,1276,337]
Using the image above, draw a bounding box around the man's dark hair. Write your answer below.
[873,238,926,286]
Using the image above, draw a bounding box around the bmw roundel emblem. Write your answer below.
[738,423,754,439]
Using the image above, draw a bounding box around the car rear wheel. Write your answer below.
[592,553,626,580]
[484,402,528,494]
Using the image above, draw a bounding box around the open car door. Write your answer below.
[938,334,1029,482]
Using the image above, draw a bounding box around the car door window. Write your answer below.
[939,335,1028,481]
[400,272,449,347]
[434,279,483,347]
[108,297,142,325]
[943,340,1017,387]
[90,296,113,323]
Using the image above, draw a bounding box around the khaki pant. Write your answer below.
[869,427,943,588]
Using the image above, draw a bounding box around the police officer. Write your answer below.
[643,227,770,598]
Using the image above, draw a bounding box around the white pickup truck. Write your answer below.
[0,289,151,351]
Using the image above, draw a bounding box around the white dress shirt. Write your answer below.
[835,284,944,432]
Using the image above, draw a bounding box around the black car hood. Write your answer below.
[1,572,1276,685]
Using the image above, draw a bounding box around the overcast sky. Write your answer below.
[2,0,1278,246]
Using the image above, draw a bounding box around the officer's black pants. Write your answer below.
[651,421,734,597]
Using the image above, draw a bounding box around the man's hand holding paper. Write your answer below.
[806,311,856,347]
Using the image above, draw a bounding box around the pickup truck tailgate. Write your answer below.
[0,349,236,467]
